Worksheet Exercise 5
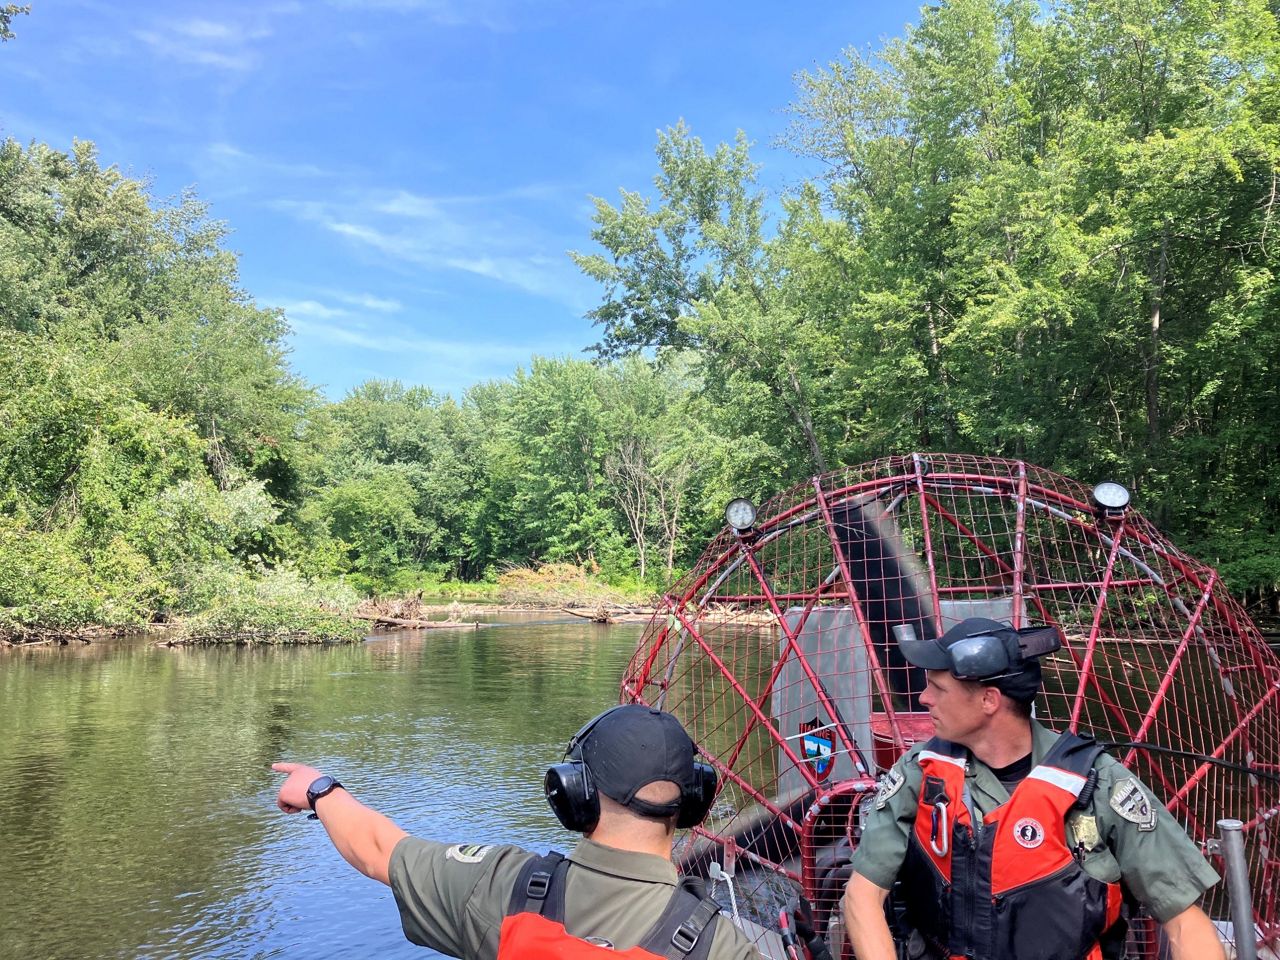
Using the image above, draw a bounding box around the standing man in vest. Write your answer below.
[273,704,761,960]
[844,617,1225,960]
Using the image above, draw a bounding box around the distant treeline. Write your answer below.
[1,0,1278,637]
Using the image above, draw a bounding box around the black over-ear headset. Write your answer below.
[543,705,718,832]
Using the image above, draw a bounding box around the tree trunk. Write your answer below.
[1146,227,1169,448]
[784,367,829,474]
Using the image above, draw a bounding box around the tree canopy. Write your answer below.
[2,0,1277,635]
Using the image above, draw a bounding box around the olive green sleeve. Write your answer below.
[1094,760,1221,923]
[705,921,772,960]
[850,754,924,890]
[388,838,534,958]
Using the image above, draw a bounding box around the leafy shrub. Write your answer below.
[0,521,161,634]
[177,568,364,643]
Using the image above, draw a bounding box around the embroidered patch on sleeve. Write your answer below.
[1109,778,1157,832]
[874,768,905,810]
[445,844,492,864]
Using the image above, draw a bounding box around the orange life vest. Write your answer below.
[497,852,721,960]
[897,732,1126,960]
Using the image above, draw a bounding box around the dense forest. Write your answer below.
[1,0,1277,640]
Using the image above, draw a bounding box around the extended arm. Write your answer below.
[273,762,407,886]
[1161,904,1225,960]
[844,872,896,960]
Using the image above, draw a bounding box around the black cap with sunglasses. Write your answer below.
[896,617,1062,703]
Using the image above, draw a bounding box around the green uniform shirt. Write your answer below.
[389,836,762,960]
[851,721,1220,923]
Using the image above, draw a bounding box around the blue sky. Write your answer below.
[2,0,920,399]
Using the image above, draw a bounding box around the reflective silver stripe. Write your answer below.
[918,750,967,770]
[1028,765,1087,796]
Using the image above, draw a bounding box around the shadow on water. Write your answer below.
[0,618,644,960]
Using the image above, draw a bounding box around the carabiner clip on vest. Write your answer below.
[929,801,950,858]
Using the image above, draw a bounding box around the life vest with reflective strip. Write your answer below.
[898,732,1126,960]
[497,852,721,960]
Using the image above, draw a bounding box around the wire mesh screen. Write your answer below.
[620,453,1278,958]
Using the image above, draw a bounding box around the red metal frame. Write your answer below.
[617,454,1279,956]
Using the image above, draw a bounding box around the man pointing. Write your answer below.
[274,704,761,959]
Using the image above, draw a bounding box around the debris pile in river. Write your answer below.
[497,562,651,611]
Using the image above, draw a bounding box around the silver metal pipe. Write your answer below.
[1217,818,1258,960]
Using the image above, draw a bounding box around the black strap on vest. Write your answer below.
[510,851,571,919]
[1039,732,1107,809]
[507,852,720,960]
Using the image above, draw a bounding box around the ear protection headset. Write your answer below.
[544,705,718,832]
[944,624,1062,681]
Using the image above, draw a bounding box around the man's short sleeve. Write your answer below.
[705,917,773,960]
[851,752,924,890]
[1094,759,1221,923]
[388,838,535,957]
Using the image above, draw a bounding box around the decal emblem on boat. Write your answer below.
[1110,778,1157,831]
[1013,817,1045,848]
[875,768,905,810]
[800,718,835,781]
[445,844,492,864]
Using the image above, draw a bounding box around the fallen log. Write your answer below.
[561,606,614,623]
[558,606,657,625]
[352,613,479,630]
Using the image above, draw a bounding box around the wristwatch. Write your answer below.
[306,775,345,811]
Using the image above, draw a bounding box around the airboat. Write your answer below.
[619,454,1276,959]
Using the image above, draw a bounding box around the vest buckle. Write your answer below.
[671,921,700,953]
[526,870,552,900]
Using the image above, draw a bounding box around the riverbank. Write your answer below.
[2,563,662,647]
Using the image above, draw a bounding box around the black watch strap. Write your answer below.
[306,775,345,811]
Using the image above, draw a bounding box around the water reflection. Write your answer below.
[0,619,643,959]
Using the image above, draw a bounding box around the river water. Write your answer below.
[0,616,643,960]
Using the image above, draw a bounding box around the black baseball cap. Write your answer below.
[898,617,1061,703]
[574,704,697,805]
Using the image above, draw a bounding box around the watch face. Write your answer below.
[307,775,337,808]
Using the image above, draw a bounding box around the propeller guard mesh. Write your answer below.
[620,453,1279,956]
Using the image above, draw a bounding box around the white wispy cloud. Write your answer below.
[289,316,546,363]
[324,290,404,312]
[268,290,404,321]
[131,5,299,73]
[274,299,348,320]
[287,314,581,398]
[204,142,330,179]
[134,27,256,71]
[274,186,592,308]
[172,19,239,41]
[323,0,515,30]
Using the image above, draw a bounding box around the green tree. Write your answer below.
[0,4,28,42]
[783,0,1280,598]
[574,126,843,474]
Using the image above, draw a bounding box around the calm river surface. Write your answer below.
[0,616,643,960]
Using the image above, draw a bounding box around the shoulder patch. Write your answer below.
[445,843,493,864]
[874,768,906,810]
[1109,778,1157,832]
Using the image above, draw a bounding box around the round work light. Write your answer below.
[1090,481,1131,518]
[724,497,758,533]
